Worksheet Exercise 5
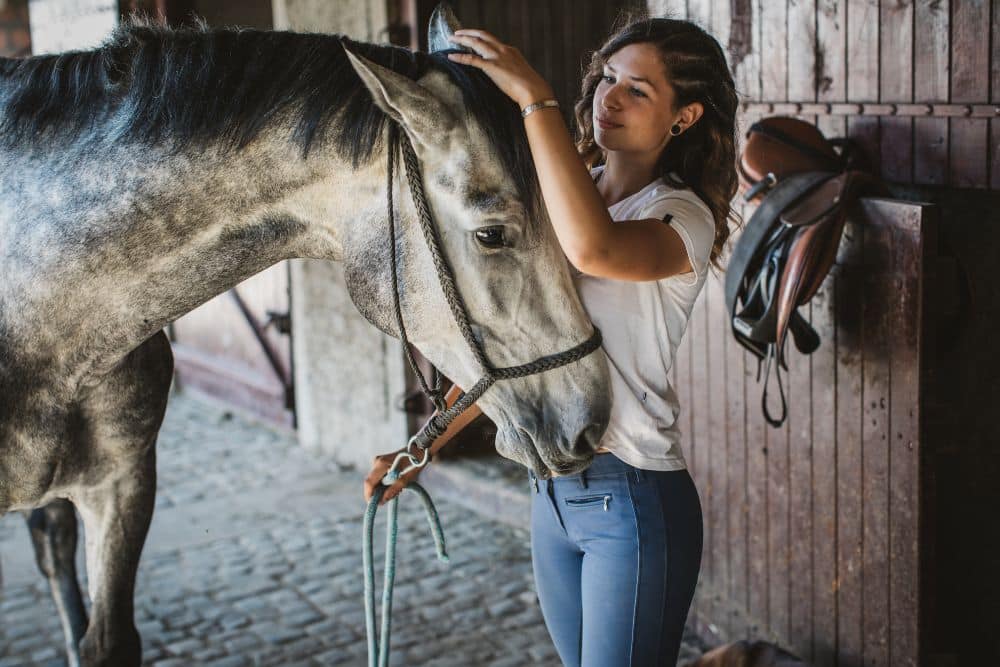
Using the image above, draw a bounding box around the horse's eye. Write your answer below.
[475,227,506,249]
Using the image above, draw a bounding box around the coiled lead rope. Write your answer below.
[363,449,449,667]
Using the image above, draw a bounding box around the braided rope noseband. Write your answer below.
[386,127,603,455]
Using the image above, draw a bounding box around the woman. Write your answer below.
[364,16,740,666]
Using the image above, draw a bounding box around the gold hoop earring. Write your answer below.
[670,123,683,136]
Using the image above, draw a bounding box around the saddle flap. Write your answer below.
[774,208,847,355]
[778,172,850,227]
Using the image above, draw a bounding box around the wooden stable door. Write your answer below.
[674,198,938,666]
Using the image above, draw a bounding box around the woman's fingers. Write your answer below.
[379,480,406,505]
[448,33,500,59]
[453,28,502,46]
[363,450,426,505]
[363,452,399,501]
[447,51,482,66]
[379,469,420,505]
[363,460,389,502]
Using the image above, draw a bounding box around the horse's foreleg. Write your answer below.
[27,499,88,667]
[62,331,171,667]
[73,447,156,667]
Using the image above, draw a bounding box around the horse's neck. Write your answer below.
[4,133,388,387]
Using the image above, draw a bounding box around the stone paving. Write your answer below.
[0,391,710,666]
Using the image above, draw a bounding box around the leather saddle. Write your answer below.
[725,117,888,427]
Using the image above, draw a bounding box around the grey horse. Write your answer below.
[0,11,610,667]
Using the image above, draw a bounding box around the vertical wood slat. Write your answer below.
[814,3,846,660]
[707,0,733,639]
[949,0,990,187]
[913,0,950,186]
[816,0,847,142]
[687,244,710,628]
[879,0,914,184]
[811,267,838,667]
[846,0,880,176]
[861,210,891,667]
[785,0,816,660]
[875,200,932,667]
[759,0,788,643]
[835,219,864,666]
[726,0,755,641]
[742,0,769,642]
[812,0,849,643]
[725,204,750,639]
[841,9,878,661]
[704,263,727,638]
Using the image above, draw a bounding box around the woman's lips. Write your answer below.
[596,116,622,130]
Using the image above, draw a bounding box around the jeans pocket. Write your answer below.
[564,492,612,512]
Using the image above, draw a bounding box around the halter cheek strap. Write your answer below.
[386,126,603,459]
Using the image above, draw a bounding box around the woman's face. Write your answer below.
[592,42,689,157]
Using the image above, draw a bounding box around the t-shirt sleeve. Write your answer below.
[636,192,716,286]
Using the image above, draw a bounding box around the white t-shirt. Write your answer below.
[573,165,716,471]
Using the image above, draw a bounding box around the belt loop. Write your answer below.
[579,466,588,490]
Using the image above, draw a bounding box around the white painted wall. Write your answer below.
[27,0,116,55]
[273,0,409,472]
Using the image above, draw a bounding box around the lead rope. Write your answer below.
[363,458,449,667]
[363,132,450,667]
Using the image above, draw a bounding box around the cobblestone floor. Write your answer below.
[0,391,709,666]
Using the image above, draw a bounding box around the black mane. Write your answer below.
[0,20,539,212]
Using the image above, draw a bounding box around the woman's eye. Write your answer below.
[601,74,614,84]
[475,227,506,249]
[629,87,646,98]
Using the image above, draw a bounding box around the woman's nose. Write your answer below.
[601,87,623,111]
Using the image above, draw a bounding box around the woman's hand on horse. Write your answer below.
[363,449,427,506]
[447,29,554,109]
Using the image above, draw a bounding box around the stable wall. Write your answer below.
[648,1,1000,664]
[273,0,410,472]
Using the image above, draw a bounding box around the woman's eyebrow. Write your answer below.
[605,64,657,90]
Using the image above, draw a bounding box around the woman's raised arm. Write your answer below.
[447,30,693,282]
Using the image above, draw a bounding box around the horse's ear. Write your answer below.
[343,45,457,146]
[428,2,467,53]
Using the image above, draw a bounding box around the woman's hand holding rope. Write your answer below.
[363,384,480,506]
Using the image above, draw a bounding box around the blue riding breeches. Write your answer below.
[528,452,703,667]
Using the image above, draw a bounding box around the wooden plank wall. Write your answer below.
[679,198,930,667]
[652,0,999,190]
[648,1,953,665]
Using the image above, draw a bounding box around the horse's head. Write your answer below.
[341,31,610,477]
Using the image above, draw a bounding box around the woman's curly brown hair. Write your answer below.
[574,16,742,272]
